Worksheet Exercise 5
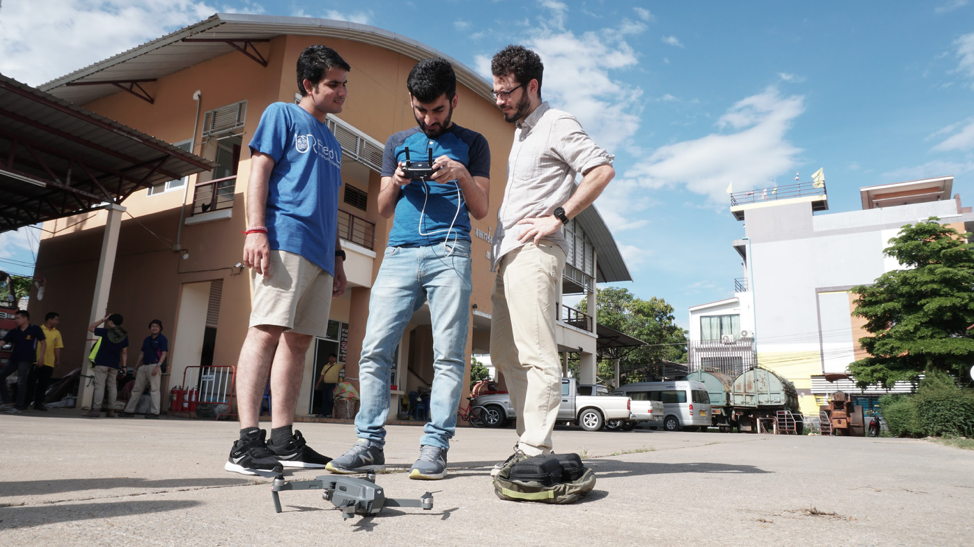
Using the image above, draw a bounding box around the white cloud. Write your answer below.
[936,0,969,13]
[661,35,684,48]
[633,7,654,22]
[324,10,372,25]
[881,159,974,181]
[932,117,974,152]
[0,0,215,86]
[222,1,263,15]
[618,243,651,271]
[778,72,806,83]
[454,20,471,31]
[954,32,974,85]
[617,87,805,205]
[0,228,39,261]
[618,19,646,36]
[848,161,861,171]
[538,0,569,30]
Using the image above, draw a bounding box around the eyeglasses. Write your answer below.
[491,83,523,101]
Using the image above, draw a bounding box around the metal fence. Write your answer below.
[688,339,756,377]
[338,208,376,250]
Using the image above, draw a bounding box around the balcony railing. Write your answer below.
[560,305,593,332]
[729,180,826,206]
[734,277,748,292]
[338,208,376,250]
[191,175,236,216]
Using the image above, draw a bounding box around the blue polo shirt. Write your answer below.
[93,327,129,369]
[249,102,342,275]
[3,324,45,364]
[381,124,490,247]
[141,334,169,365]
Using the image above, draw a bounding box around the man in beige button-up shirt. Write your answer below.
[488,45,615,474]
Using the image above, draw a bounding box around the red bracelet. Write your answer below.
[242,227,268,235]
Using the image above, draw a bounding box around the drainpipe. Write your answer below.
[744,236,758,366]
[175,90,202,251]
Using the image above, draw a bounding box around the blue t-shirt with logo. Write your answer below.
[93,327,129,369]
[249,102,342,275]
[381,124,490,247]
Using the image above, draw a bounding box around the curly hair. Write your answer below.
[491,45,543,99]
[296,45,351,97]
[406,58,457,103]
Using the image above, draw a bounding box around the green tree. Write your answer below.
[469,355,490,387]
[581,288,688,385]
[11,276,32,302]
[849,219,974,388]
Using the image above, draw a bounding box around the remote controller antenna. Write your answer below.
[404,146,411,162]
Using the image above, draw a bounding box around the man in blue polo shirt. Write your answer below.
[120,319,168,418]
[327,58,490,480]
[0,310,46,414]
[86,313,129,418]
[225,45,350,478]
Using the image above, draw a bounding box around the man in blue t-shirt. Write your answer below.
[327,58,490,480]
[120,319,168,418]
[0,310,46,413]
[86,313,129,417]
[226,45,350,478]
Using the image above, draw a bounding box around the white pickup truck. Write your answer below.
[471,378,632,431]
[606,389,664,431]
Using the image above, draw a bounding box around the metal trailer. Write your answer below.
[684,371,736,431]
[729,367,804,434]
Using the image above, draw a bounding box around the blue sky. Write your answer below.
[2,1,974,329]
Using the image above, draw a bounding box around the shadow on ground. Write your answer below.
[449,459,770,479]
[0,477,251,497]
[0,500,201,529]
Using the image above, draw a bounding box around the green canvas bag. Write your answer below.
[492,454,597,504]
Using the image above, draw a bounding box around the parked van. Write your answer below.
[615,381,712,431]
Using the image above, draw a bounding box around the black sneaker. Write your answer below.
[119,412,135,418]
[225,430,284,478]
[490,446,529,478]
[267,430,332,468]
[33,404,48,412]
[144,413,159,419]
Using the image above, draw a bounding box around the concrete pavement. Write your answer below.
[1,410,972,546]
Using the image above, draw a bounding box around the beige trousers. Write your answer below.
[124,365,161,415]
[490,241,566,456]
[92,366,119,410]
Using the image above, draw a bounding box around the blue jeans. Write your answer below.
[355,240,472,450]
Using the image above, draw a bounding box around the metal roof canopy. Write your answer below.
[0,74,216,233]
[40,13,496,104]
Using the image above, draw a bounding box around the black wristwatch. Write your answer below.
[335,250,346,261]
[553,206,569,225]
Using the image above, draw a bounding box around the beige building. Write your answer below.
[31,13,631,417]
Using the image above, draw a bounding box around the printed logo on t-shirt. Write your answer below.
[294,133,341,169]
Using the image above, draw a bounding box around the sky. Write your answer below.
[2,1,973,330]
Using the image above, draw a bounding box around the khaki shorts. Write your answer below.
[250,250,334,337]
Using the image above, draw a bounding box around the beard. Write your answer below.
[416,105,454,138]
[503,92,532,123]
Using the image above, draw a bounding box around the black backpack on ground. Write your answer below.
[492,453,596,504]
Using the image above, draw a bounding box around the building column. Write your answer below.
[579,351,597,384]
[79,203,125,410]
[588,251,598,333]
[562,352,569,377]
[614,357,621,389]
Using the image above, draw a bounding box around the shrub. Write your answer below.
[879,394,922,437]
[914,371,974,438]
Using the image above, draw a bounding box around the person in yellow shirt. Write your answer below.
[314,353,341,418]
[29,312,63,411]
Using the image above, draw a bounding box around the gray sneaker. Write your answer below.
[409,445,448,480]
[490,447,529,478]
[325,438,385,474]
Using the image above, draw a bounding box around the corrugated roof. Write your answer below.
[0,74,216,233]
[41,13,495,104]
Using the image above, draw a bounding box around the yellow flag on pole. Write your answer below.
[812,168,825,188]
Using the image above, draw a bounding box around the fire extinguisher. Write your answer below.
[170,386,184,412]
[188,387,198,412]
[181,387,190,411]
